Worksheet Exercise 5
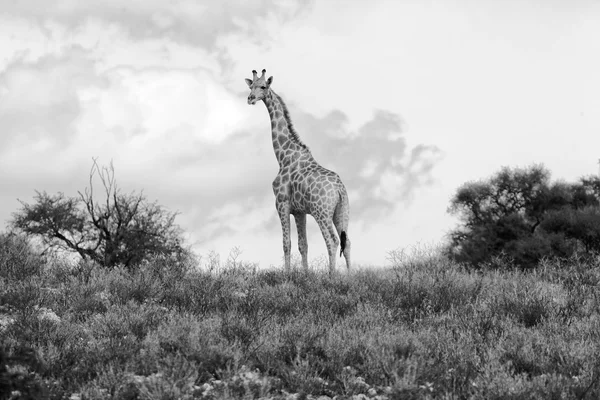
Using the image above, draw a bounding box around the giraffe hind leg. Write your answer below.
[293,212,309,270]
[341,234,351,270]
[333,210,351,270]
[315,215,339,275]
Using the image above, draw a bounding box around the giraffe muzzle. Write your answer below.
[247,95,256,105]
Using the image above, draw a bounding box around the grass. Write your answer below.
[2,235,600,399]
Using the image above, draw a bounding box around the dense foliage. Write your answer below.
[447,164,600,268]
[11,161,190,270]
[2,237,600,399]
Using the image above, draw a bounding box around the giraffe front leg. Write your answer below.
[315,216,339,275]
[277,202,292,271]
[293,212,308,270]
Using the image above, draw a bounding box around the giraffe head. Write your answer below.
[245,69,273,105]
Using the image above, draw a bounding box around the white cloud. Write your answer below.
[0,46,255,167]
[0,0,314,50]
[0,48,101,173]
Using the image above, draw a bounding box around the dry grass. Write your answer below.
[2,237,600,399]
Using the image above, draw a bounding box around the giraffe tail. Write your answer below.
[336,185,350,258]
[340,231,347,257]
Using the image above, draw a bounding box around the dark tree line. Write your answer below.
[447,164,600,269]
[11,160,191,270]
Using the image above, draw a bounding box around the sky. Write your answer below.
[1,0,599,269]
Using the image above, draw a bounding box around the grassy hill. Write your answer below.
[2,236,600,399]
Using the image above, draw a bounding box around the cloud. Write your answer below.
[292,107,444,223]
[0,47,98,147]
[2,0,314,50]
[0,47,236,168]
[0,47,110,188]
[153,126,277,246]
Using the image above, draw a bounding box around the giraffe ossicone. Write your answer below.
[245,68,351,274]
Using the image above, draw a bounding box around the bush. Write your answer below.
[0,233,43,281]
[11,160,192,270]
[447,165,600,269]
[542,206,600,253]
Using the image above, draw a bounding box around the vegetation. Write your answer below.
[4,162,600,398]
[11,160,190,270]
[447,164,600,269]
[2,235,600,399]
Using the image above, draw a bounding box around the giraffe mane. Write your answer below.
[272,90,309,151]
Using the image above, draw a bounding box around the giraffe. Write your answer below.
[245,69,351,274]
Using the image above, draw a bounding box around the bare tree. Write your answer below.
[12,159,191,269]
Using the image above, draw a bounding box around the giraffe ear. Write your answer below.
[245,78,253,87]
[266,76,273,86]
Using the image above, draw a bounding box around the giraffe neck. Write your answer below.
[263,90,310,168]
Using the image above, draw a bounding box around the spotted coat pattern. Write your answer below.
[246,70,351,274]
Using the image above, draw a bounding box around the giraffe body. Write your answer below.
[246,69,351,274]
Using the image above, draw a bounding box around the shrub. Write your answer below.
[11,160,192,270]
[447,165,600,268]
[0,233,43,281]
